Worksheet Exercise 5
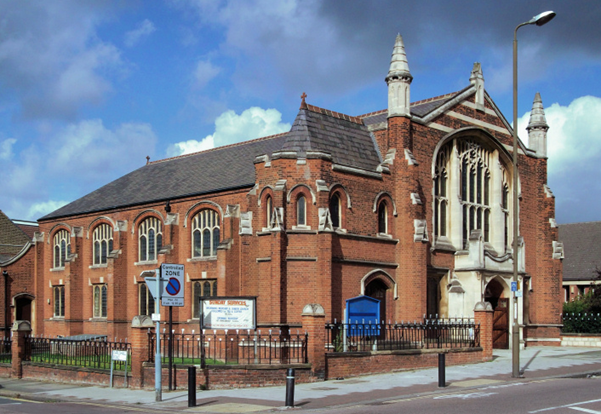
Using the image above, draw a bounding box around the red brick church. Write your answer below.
[2,35,563,348]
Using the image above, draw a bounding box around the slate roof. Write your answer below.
[0,211,31,261]
[559,221,601,282]
[280,105,382,171]
[41,134,288,221]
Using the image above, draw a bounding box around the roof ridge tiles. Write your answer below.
[411,91,459,106]
[305,103,364,125]
[148,132,289,165]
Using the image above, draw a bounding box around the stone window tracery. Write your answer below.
[93,284,107,318]
[53,229,70,269]
[139,217,162,262]
[191,209,220,258]
[139,283,155,316]
[93,224,113,265]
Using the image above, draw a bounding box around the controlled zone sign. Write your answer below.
[161,264,184,307]
[200,297,256,330]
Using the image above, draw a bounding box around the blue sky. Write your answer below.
[0,0,600,224]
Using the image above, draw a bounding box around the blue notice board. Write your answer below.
[346,296,380,336]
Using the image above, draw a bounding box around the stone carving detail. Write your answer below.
[549,218,557,228]
[318,208,334,232]
[116,220,127,232]
[269,208,284,232]
[165,213,179,225]
[239,212,253,235]
[274,180,287,191]
[414,219,429,242]
[315,180,329,192]
[410,192,422,205]
[225,205,240,218]
[552,241,564,260]
[404,149,418,166]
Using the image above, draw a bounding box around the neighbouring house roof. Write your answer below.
[559,221,601,282]
[0,211,33,262]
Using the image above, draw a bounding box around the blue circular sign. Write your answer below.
[166,277,181,296]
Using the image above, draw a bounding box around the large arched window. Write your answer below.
[139,217,162,262]
[53,229,70,268]
[93,224,113,265]
[433,136,511,253]
[297,195,307,226]
[192,209,220,258]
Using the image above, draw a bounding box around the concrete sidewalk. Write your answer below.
[1,347,600,413]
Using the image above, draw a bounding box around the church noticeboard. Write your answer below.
[200,297,256,330]
[346,295,380,336]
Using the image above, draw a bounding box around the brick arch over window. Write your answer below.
[360,269,398,300]
[372,192,397,216]
[131,210,165,234]
[258,187,275,229]
[431,127,516,253]
[328,185,351,230]
[85,216,116,237]
[47,223,72,242]
[183,201,224,228]
[286,184,316,205]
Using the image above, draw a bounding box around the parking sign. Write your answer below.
[161,264,184,307]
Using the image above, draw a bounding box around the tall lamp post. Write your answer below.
[512,10,556,378]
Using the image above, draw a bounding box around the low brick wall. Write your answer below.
[326,347,486,380]
[21,363,122,387]
[561,334,601,347]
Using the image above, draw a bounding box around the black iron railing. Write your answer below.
[148,329,308,366]
[25,336,131,370]
[325,318,479,352]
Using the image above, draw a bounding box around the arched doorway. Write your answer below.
[365,279,388,324]
[485,278,508,349]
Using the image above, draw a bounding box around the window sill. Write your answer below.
[376,233,393,239]
[50,267,65,272]
[292,225,311,231]
[135,260,158,266]
[89,264,108,269]
[187,256,217,263]
[432,238,456,252]
[89,317,107,321]
[50,316,65,320]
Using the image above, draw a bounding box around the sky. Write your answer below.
[0,0,600,224]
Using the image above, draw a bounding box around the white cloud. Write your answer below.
[168,107,290,156]
[124,19,156,47]
[520,96,601,175]
[193,60,221,89]
[0,1,124,119]
[0,119,157,220]
[0,138,16,160]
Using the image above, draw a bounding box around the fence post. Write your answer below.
[301,304,326,379]
[11,320,31,379]
[131,316,154,388]
[474,302,494,360]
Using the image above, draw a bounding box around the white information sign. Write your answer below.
[111,350,128,361]
[201,298,256,330]
[161,264,185,307]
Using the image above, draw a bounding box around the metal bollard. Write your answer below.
[188,366,197,407]
[438,352,446,388]
[285,368,295,407]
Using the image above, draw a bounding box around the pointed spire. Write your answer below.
[527,92,549,130]
[386,34,412,118]
[386,34,412,83]
[470,63,485,110]
[527,92,549,158]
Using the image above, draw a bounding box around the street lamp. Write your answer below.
[512,10,556,379]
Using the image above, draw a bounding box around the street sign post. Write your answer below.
[143,269,166,402]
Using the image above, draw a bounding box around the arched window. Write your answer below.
[378,201,388,234]
[53,229,70,268]
[192,209,220,258]
[93,285,107,318]
[265,195,273,228]
[93,224,113,265]
[53,285,65,317]
[434,145,450,238]
[139,283,155,316]
[193,280,217,318]
[459,141,491,248]
[329,194,341,228]
[297,195,306,226]
[139,217,162,262]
